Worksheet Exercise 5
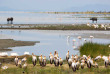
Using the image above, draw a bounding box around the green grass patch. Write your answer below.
[80,42,110,58]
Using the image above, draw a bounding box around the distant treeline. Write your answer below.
[40,11,110,14]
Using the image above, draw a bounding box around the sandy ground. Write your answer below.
[0,39,39,51]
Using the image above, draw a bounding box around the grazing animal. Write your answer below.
[59,58,63,66]
[66,51,70,61]
[90,17,97,23]
[32,53,37,66]
[7,17,13,24]
[14,56,18,66]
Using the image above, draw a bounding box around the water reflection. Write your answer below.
[0,30,110,59]
[0,12,110,24]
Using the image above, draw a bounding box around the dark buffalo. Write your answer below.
[90,17,97,23]
[7,17,13,24]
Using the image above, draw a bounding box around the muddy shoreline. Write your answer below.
[0,39,40,51]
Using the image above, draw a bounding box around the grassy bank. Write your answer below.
[0,24,110,30]
[80,42,110,58]
[30,25,110,30]
[0,63,110,74]
[0,55,110,74]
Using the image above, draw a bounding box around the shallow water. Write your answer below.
[0,12,110,24]
[0,30,110,59]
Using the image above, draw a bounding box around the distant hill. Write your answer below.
[0,4,110,12]
[65,4,110,12]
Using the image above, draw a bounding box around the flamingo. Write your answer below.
[90,35,94,42]
[78,36,82,39]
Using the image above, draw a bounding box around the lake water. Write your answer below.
[0,30,110,59]
[0,12,110,24]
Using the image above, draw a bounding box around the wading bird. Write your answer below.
[39,54,43,66]
[59,58,63,66]
[14,56,19,66]
[18,60,22,68]
[42,56,46,67]
[32,53,37,66]
[66,51,70,61]
[72,60,77,72]
[50,54,54,64]
[0,62,2,68]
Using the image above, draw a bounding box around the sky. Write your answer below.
[0,0,110,12]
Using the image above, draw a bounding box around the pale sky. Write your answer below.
[0,0,110,11]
